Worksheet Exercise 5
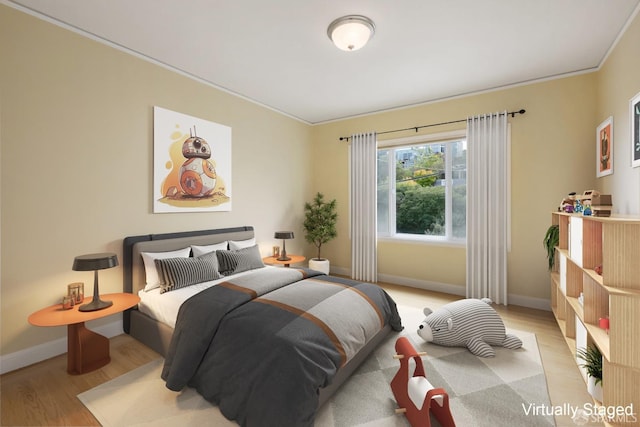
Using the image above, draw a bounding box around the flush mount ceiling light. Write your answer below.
[327,15,375,51]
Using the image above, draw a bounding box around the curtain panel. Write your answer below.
[350,132,378,282]
[466,112,510,304]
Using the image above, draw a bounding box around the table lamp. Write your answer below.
[72,252,118,312]
[274,231,294,261]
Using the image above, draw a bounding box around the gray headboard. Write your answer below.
[123,226,255,295]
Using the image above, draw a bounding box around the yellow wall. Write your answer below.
[0,6,312,356]
[311,75,598,304]
[596,11,640,213]
[2,4,639,364]
[309,9,640,304]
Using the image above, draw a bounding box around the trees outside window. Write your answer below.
[377,138,466,242]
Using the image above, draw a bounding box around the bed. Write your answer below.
[123,226,402,426]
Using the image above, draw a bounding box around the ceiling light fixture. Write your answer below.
[327,15,375,52]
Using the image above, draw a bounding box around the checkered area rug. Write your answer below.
[315,306,554,427]
[79,306,553,427]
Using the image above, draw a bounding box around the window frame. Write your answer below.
[377,129,467,246]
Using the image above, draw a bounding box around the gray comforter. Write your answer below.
[161,267,402,427]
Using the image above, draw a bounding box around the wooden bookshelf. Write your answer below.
[550,212,640,426]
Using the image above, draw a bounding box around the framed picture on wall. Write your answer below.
[596,116,613,178]
[153,106,232,213]
[631,92,640,168]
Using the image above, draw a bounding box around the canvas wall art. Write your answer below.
[153,106,232,213]
[631,92,640,168]
[596,116,613,178]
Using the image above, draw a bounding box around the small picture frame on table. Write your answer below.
[596,116,613,177]
[67,282,84,304]
[631,91,640,168]
[272,246,280,258]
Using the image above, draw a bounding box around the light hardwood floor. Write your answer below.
[1,283,599,426]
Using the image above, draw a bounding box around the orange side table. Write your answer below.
[28,293,140,375]
[262,254,305,268]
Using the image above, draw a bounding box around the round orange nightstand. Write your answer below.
[29,293,140,374]
[262,254,305,268]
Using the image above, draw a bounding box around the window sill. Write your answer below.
[378,234,465,248]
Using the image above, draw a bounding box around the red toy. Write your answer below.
[390,337,456,427]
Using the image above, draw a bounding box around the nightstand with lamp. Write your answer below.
[263,231,305,267]
[28,253,140,374]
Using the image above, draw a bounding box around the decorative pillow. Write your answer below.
[191,241,228,257]
[229,238,256,251]
[155,251,221,294]
[216,245,264,276]
[141,247,191,291]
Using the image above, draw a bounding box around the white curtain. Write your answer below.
[350,132,377,282]
[466,112,510,304]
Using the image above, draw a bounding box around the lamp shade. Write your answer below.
[274,231,294,240]
[327,15,375,51]
[72,253,119,271]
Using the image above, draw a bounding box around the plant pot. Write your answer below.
[309,258,330,274]
[587,375,603,402]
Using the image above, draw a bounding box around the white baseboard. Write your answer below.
[507,293,552,311]
[332,267,551,311]
[0,319,124,375]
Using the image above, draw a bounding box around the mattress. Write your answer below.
[138,266,275,328]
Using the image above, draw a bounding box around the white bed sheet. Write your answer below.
[138,266,275,329]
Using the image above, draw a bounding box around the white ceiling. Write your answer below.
[7,0,640,124]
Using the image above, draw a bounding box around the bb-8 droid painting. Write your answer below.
[179,132,217,197]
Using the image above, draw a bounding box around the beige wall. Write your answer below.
[309,10,640,304]
[2,4,639,364]
[596,11,640,213]
[0,6,313,356]
[311,74,598,305]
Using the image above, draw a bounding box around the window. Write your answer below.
[377,132,466,243]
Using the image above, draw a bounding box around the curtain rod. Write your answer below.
[339,109,526,141]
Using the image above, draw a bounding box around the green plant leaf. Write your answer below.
[543,224,559,271]
[303,192,338,260]
[577,345,603,385]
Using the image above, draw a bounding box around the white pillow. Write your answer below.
[229,238,256,250]
[141,248,191,291]
[191,241,228,257]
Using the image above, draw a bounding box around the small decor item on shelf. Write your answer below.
[574,199,584,213]
[583,206,592,216]
[559,192,577,212]
[580,190,597,207]
[272,246,280,258]
[595,265,603,275]
[591,194,613,217]
[578,292,584,305]
[577,345,603,402]
[598,317,610,333]
[543,224,560,271]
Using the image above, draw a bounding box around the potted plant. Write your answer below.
[303,192,337,274]
[543,224,559,271]
[577,345,603,402]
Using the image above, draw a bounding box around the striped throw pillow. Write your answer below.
[156,251,221,293]
[216,245,264,276]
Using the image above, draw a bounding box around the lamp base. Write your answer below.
[79,298,113,312]
[276,256,292,261]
